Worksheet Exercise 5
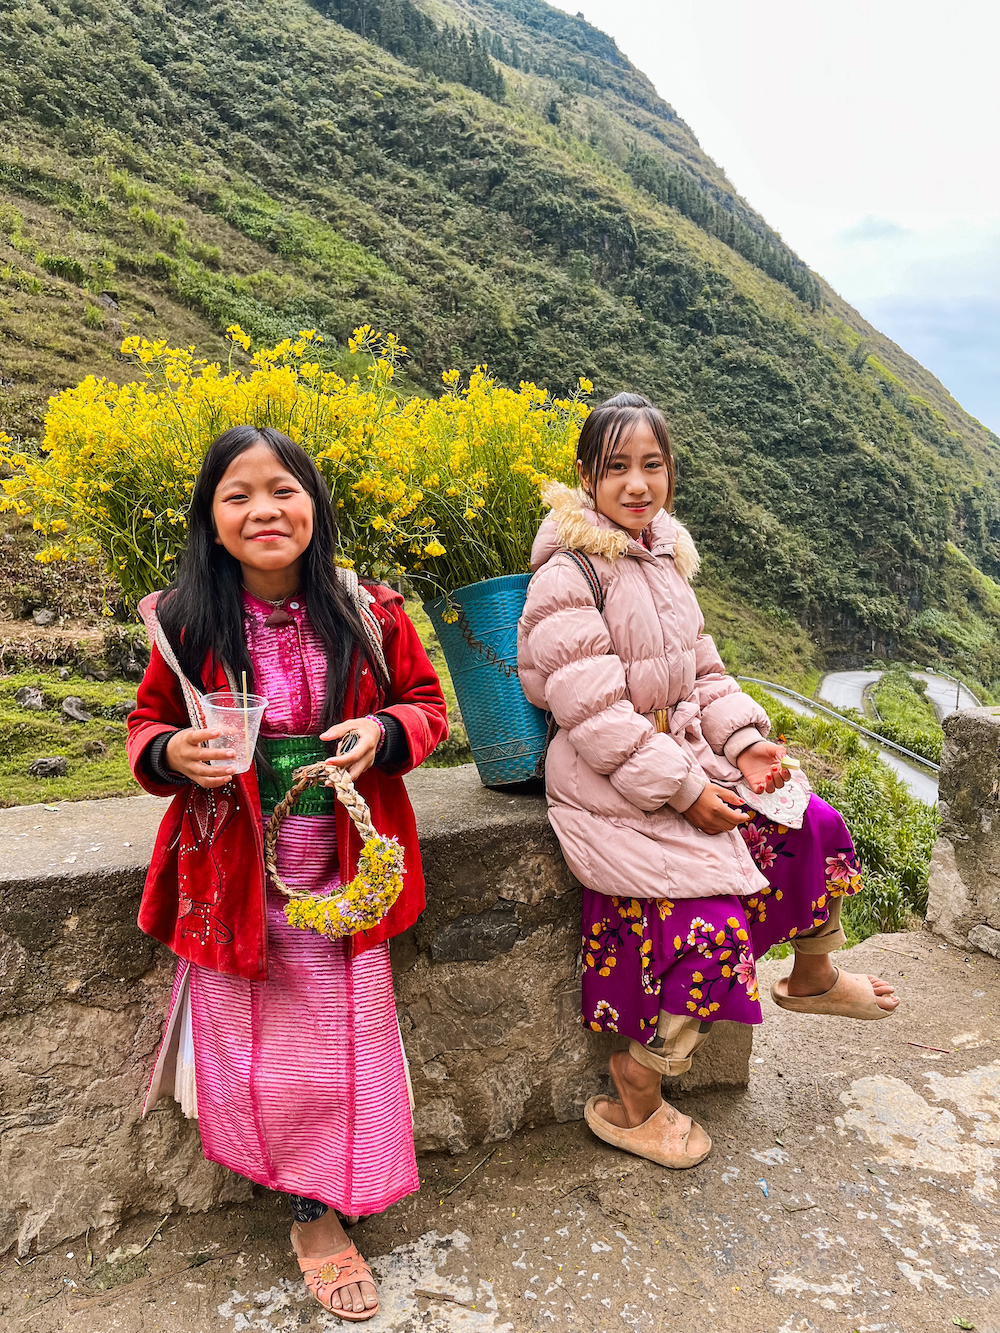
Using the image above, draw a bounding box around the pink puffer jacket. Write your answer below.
[517,484,771,901]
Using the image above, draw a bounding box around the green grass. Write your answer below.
[695,567,821,695]
[0,669,137,805]
[2,0,1000,694]
[868,665,943,763]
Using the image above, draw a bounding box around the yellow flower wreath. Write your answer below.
[283,834,405,938]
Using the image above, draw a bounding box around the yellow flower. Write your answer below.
[2,321,588,604]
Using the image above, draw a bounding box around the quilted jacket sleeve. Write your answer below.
[518,556,707,813]
[689,632,771,762]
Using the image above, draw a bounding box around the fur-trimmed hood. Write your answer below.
[532,482,700,582]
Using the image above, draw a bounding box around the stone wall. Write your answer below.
[927,707,1000,958]
[0,766,751,1256]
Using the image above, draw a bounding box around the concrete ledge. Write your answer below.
[927,707,1000,950]
[0,766,750,1254]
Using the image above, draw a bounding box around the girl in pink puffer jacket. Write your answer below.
[517,392,899,1170]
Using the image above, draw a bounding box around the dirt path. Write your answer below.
[3,932,998,1332]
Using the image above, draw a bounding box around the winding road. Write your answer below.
[818,669,980,719]
[743,668,967,807]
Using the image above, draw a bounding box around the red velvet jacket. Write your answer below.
[127,586,448,981]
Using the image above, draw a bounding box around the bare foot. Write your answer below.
[785,955,899,1012]
[291,1214,377,1316]
[600,1048,662,1128]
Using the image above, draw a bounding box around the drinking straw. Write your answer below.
[241,670,250,759]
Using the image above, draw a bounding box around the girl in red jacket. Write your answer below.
[128,425,447,1323]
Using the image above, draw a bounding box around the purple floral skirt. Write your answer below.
[580,795,862,1042]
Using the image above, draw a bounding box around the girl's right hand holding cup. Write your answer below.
[165,727,236,787]
[682,782,752,835]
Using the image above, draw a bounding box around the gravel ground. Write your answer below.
[3,932,999,1333]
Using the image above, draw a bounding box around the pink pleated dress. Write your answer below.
[145,592,418,1217]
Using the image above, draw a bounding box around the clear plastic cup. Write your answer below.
[202,691,268,772]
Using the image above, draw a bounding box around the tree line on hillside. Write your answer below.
[313,0,506,101]
[312,0,816,307]
[626,151,822,308]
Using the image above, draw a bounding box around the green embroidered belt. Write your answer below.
[257,735,337,817]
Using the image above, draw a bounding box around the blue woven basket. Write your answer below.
[424,574,548,787]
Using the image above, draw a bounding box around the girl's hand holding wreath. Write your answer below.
[320,716,384,783]
[165,727,237,788]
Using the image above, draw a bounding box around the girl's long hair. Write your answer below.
[576,391,675,511]
[158,425,389,730]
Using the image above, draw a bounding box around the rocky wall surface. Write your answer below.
[926,706,1000,957]
[0,767,751,1256]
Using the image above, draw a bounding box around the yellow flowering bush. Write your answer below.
[283,833,405,938]
[0,325,589,605]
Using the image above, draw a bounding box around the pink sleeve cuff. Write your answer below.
[666,769,709,814]
[723,725,765,766]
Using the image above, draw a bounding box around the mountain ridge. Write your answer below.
[1,0,999,689]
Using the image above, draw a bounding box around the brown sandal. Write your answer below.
[297,1242,380,1322]
[770,968,897,1020]
[584,1095,712,1168]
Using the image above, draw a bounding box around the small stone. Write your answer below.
[82,739,108,758]
[61,696,94,723]
[28,756,68,777]
[32,608,57,626]
[58,668,71,680]
[15,686,45,711]
[968,924,1000,959]
[112,700,136,720]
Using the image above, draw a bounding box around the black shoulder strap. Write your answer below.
[558,549,604,614]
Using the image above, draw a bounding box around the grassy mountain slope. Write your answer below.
[2,0,1000,690]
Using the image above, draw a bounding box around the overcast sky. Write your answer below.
[550,0,999,434]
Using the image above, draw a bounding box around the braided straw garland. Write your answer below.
[265,761,405,938]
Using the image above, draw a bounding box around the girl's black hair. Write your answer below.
[158,424,389,730]
[576,391,675,511]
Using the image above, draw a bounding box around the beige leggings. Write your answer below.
[791,893,846,954]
